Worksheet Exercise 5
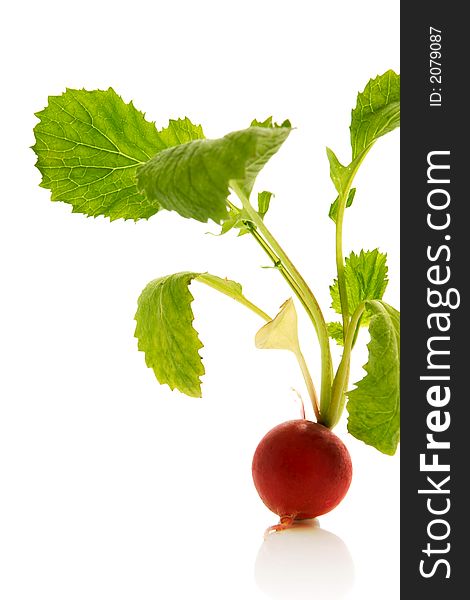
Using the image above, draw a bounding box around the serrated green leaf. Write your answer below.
[134,271,270,396]
[327,322,344,346]
[250,117,291,129]
[330,249,388,319]
[33,88,204,220]
[329,188,356,223]
[326,71,400,212]
[137,126,290,224]
[347,301,400,455]
[350,70,400,159]
[135,272,204,397]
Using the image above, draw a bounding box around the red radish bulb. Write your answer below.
[252,420,352,520]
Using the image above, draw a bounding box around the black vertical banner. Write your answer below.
[401,4,467,597]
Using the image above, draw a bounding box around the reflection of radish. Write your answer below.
[255,520,355,598]
[252,420,352,525]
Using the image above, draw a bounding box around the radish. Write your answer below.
[33,71,399,534]
[252,420,352,527]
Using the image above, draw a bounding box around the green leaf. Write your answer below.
[329,188,356,223]
[134,271,270,396]
[327,322,344,346]
[135,272,204,397]
[250,116,291,129]
[326,71,400,209]
[216,206,249,236]
[330,249,388,319]
[234,190,274,237]
[350,70,400,159]
[196,273,244,301]
[347,301,400,455]
[257,191,273,219]
[137,126,290,224]
[326,147,350,196]
[33,88,204,220]
[195,273,270,321]
[326,147,361,200]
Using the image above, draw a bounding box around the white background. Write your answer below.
[0,1,400,598]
